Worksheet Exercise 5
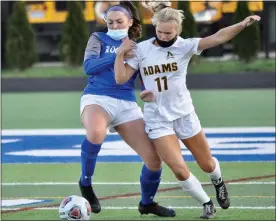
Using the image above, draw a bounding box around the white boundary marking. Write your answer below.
[2,181,275,186]
[2,206,275,211]
[2,127,275,136]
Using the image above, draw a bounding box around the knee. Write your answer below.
[174,169,190,181]
[169,163,190,181]
[86,128,106,144]
[198,158,216,173]
[144,157,162,171]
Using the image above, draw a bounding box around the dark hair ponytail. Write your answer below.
[119,1,142,41]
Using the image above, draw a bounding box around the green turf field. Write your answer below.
[1,89,275,220]
[1,59,275,78]
[1,163,275,220]
[2,89,275,129]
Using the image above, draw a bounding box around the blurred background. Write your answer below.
[1,0,276,63]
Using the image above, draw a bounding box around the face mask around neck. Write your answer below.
[106,28,128,41]
[155,35,178,48]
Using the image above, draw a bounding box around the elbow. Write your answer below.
[83,67,90,76]
[216,30,229,44]
[83,60,91,75]
[218,35,227,44]
[114,72,127,84]
[83,59,97,75]
[115,75,126,85]
[114,67,127,84]
[215,38,224,46]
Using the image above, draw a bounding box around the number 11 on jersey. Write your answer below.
[155,76,168,92]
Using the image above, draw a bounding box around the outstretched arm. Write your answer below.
[198,15,261,51]
[114,39,138,84]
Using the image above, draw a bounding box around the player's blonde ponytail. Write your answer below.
[141,1,184,34]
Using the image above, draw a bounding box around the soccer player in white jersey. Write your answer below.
[114,1,261,219]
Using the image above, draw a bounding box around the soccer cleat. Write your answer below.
[138,201,176,217]
[212,179,230,209]
[78,179,101,213]
[200,200,216,219]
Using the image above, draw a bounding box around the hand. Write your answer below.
[117,38,136,56]
[140,90,156,102]
[242,15,261,27]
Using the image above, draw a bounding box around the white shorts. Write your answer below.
[80,94,144,132]
[145,111,202,140]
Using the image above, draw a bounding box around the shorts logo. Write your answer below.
[149,129,153,132]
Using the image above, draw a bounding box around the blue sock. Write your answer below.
[140,164,162,205]
[80,138,102,187]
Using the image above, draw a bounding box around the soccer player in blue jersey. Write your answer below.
[78,1,175,217]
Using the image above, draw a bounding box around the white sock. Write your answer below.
[208,157,222,185]
[179,173,210,205]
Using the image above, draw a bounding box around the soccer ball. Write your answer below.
[59,195,91,220]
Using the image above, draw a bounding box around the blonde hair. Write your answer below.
[141,1,184,34]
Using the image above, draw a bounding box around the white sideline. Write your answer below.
[2,127,275,136]
[2,206,275,211]
[2,181,275,186]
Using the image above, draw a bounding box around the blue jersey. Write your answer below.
[82,32,138,102]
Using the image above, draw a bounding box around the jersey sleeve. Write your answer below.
[126,49,139,70]
[84,33,101,60]
[83,33,116,76]
[184,38,203,56]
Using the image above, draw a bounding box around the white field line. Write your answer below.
[2,181,275,186]
[2,195,275,200]
[2,206,275,211]
[2,127,276,136]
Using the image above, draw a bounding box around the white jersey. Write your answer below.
[127,36,202,122]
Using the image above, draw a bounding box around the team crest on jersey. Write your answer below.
[105,46,118,54]
[167,51,174,60]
